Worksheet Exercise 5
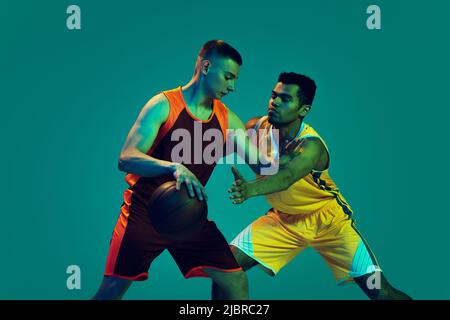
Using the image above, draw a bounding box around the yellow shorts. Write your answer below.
[231,199,382,284]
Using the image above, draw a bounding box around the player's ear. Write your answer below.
[201,60,211,75]
[299,104,311,118]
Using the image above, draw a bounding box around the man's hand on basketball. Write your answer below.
[228,166,256,204]
[173,164,207,201]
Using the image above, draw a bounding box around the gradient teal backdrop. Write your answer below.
[1,0,449,299]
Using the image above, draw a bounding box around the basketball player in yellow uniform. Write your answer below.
[227,72,411,299]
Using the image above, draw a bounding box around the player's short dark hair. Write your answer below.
[198,40,243,66]
[278,72,316,105]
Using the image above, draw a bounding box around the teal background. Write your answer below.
[1,0,449,299]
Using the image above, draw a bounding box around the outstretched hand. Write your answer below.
[228,166,254,204]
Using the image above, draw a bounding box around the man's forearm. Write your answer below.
[247,152,292,176]
[248,169,294,196]
[247,162,269,175]
[247,163,313,197]
[243,144,275,175]
[118,150,177,177]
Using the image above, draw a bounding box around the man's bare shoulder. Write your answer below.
[245,116,263,130]
[133,92,171,127]
[144,92,170,115]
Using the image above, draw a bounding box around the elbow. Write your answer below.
[280,171,297,190]
[118,159,127,172]
[118,153,129,172]
[280,180,294,192]
[118,147,144,173]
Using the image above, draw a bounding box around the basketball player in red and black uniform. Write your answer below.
[93,40,256,300]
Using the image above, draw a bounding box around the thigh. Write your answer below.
[203,267,247,285]
[229,244,277,276]
[314,214,381,284]
[230,245,258,271]
[230,210,307,275]
[105,203,171,280]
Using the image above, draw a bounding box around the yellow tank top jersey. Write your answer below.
[255,116,352,216]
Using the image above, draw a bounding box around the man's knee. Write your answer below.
[227,270,248,287]
[365,284,391,300]
[206,268,247,288]
[355,272,409,300]
[208,269,249,300]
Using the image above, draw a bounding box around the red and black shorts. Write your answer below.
[104,191,241,281]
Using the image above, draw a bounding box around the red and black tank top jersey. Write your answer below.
[124,87,229,209]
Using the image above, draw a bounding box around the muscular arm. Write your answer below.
[244,117,262,131]
[227,112,270,174]
[117,93,175,177]
[119,93,208,200]
[229,138,327,202]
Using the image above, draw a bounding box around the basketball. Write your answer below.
[147,180,208,241]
